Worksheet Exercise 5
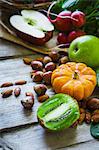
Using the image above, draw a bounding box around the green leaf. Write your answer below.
[62,0,79,9]
[96,68,99,87]
[90,123,99,139]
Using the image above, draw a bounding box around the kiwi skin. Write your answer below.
[37,94,80,131]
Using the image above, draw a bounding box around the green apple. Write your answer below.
[69,35,99,68]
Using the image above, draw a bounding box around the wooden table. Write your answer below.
[0,38,99,150]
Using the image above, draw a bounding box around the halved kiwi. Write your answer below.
[37,94,80,131]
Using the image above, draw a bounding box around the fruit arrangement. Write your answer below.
[3,0,99,137]
[24,50,98,133]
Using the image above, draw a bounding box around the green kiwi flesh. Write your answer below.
[37,94,80,131]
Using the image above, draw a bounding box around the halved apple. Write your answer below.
[10,10,54,45]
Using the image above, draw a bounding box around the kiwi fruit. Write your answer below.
[37,94,80,131]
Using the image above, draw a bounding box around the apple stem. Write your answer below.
[47,2,78,23]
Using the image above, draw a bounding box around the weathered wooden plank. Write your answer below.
[0,25,56,55]
[1,124,96,150]
[0,57,54,131]
[60,140,99,150]
[0,83,53,131]
[0,137,17,150]
[0,57,41,85]
[0,25,67,55]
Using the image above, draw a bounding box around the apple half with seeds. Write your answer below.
[37,94,80,131]
[10,10,54,45]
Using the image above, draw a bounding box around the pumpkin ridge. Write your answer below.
[81,67,96,75]
[61,80,74,96]
[73,80,84,100]
[81,75,96,85]
[80,79,94,98]
[53,76,71,93]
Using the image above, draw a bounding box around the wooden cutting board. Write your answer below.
[0,24,68,54]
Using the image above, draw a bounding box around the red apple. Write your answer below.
[10,10,54,45]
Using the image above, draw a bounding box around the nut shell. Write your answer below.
[45,62,56,72]
[43,56,52,65]
[34,84,47,96]
[38,94,49,103]
[21,96,34,109]
[43,71,52,85]
[87,98,99,110]
[49,51,60,62]
[32,71,43,82]
[31,61,43,71]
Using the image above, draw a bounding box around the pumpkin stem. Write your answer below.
[73,72,79,79]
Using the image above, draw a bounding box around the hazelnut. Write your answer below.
[43,56,52,65]
[34,84,47,96]
[59,56,69,64]
[38,94,49,103]
[43,71,52,85]
[87,98,99,110]
[49,50,60,62]
[45,62,56,72]
[32,71,43,82]
[31,61,43,71]
[21,96,34,110]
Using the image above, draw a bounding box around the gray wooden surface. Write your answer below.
[0,38,99,150]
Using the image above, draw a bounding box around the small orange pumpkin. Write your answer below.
[51,62,96,101]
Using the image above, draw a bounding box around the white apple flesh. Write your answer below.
[10,10,54,45]
[21,10,54,32]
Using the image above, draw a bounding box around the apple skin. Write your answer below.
[69,35,99,68]
[13,28,53,46]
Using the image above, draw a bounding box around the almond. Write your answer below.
[92,109,99,116]
[15,80,27,85]
[38,94,49,103]
[36,57,44,63]
[78,113,85,124]
[91,114,99,123]
[1,89,13,98]
[71,120,78,128]
[23,57,32,65]
[85,111,91,124]
[79,108,85,114]
[14,87,21,97]
[0,82,13,88]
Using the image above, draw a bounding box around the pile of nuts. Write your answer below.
[71,97,99,127]
[23,50,99,124]
[0,80,34,110]
[1,50,99,124]
[30,50,69,85]
[0,80,27,98]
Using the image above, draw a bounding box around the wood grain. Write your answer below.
[0,25,67,55]
[0,37,98,149]
[0,58,54,131]
[1,124,96,150]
